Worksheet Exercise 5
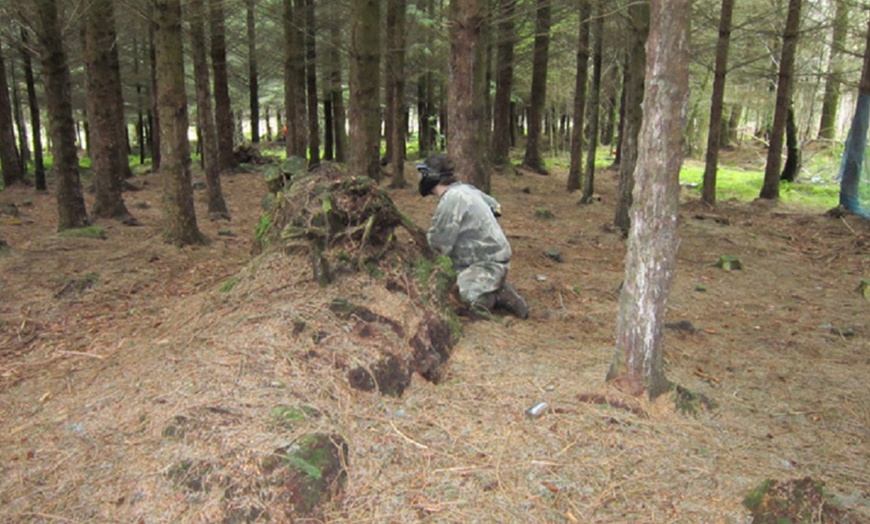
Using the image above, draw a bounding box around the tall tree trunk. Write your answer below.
[760,0,802,200]
[247,0,260,143]
[210,0,237,171]
[153,0,204,245]
[581,5,603,204]
[728,104,742,145]
[20,28,46,190]
[600,62,619,147]
[448,0,490,191]
[283,0,307,161]
[702,0,735,206]
[304,0,320,167]
[491,0,517,169]
[387,0,408,188]
[0,42,23,187]
[36,0,89,230]
[190,0,230,219]
[566,0,591,193]
[325,10,347,162]
[10,58,30,172]
[818,0,848,141]
[85,0,135,222]
[348,0,381,180]
[836,15,870,218]
[779,103,801,182]
[608,0,689,400]
[521,0,551,175]
[614,2,649,234]
[148,23,161,170]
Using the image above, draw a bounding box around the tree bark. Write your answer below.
[760,0,802,200]
[304,0,320,167]
[448,0,490,191]
[0,42,23,187]
[701,0,735,206]
[283,0,307,161]
[521,0,551,175]
[209,0,237,171]
[348,0,381,180]
[614,2,649,234]
[780,103,801,182]
[36,0,90,230]
[491,0,517,169]
[20,28,46,190]
[148,23,161,170]
[566,0,591,193]
[247,0,260,143]
[387,0,408,189]
[190,0,230,219]
[9,57,30,172]
[608,0,689,400]
[818,0,848,141]
[84,0,135,222]
[153,0,204,245]
[581,6,604,204]
[325,11,347,162]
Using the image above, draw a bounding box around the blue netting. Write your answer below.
[838,92,870,218]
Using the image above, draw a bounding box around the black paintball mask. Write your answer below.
[417,153,455,197]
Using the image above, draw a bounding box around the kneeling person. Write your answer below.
[417,154,529,319]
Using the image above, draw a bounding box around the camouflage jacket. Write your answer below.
[427,183,512,270]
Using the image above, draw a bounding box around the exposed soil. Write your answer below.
[0,153,868,523]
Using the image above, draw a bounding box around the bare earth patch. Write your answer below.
[0,160,867,523]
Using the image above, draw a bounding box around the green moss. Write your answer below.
[218,276,239,293]
[58,225,107,240]
[271,404,321,430]
[535,207,555,220]
[254,214,271,247]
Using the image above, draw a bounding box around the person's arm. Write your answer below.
[427,193,463,256]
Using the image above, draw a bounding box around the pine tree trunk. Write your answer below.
[760,0,802,200]
[702,0,734,206]
[190,0,230,219]
[326,12,347,163]
[209,0,237,171]
[837,15,870,217]
[448,0,489,191]
[581,7,603,204]
[387,0,408,189]
[491,0,517,169]
[9,58,30,172]
[521,0,551,175]
[153,0,204,245]
[20,29,46,190]
[348,0,381,180]
[0,42,23,187]
[85,0,134,221]
[614,2,649,234]
[36,0,89,230]
[304,0,320,167]
[818,0,848,141]
[780,103,801,182]
[608,0,689,400]
[566,0,590,193]
[247,0,260,143]
[148,23,161,170]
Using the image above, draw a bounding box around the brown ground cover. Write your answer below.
[0,155,867,523]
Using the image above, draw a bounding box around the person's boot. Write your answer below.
[495,282,529,319]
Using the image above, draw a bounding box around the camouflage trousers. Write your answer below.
[455,261,509,306]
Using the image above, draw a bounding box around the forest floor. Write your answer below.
[0,149,868,523]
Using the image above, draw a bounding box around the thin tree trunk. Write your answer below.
[702,0,734,206]
[608,0,689,400]
[780,103,801,182]
[153,0,204,245]
[818,0,848,140]
[348,0,381,180]
[837,15,870,217]
[190,0,230,219]
[85,0,135,222]
[149,23,161,170]
[614,2,649,234]
[566,0,591,193]
[521,0,551,175]
[581,5,603,204]
[20,28,46,190]
[387,0,408,188]
[210,0,237,171]
[304,0,320,167]
[448,0,489,191]
[36,0,89,230]
[760,0,802,200]
[0,42,23,187]
[247,0,260,143]
[491,0,517,169]
[326,12,347,162]
[10,58,30,172]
